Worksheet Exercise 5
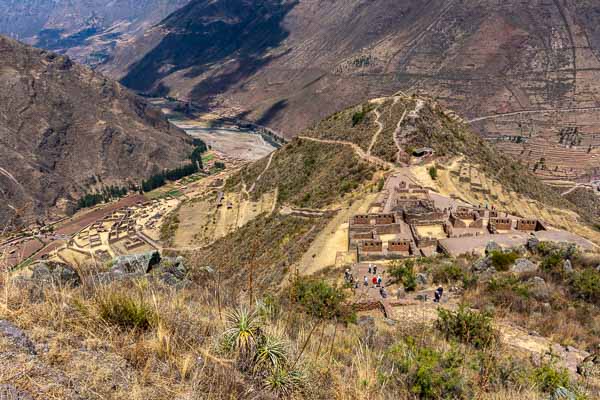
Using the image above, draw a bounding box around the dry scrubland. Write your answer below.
[1,247,600,399]
[2,95,600,399]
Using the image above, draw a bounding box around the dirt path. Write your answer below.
[468,106,600,123]
[248,152,275,194]
[297,136,396,170]
[367,108,384,155]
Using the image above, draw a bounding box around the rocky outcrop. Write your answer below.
[100,251,189,287]
[511,259,537,274]
[29,261,81,287]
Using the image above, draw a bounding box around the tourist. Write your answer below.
[368,265,372,274]
[372,276,378,287]
[373,265,378,275]
[377,275,382,287]
[364,276,368,287]
[434,286,444,303]
[344,269,350,282]
[380,286,388,299]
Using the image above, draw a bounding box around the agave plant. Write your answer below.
[223,307,261,364]
[254,333,289,373]
[263,367,305,397]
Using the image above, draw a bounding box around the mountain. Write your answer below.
[104,0,600,182]
[0,0,190,67]
[0,35,193,228]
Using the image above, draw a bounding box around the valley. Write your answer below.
[2,3,600,398]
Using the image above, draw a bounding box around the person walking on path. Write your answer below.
[377,275,382,287]
[373,265,378,275]
[364,276,369,287]
[434,286,444,303]
[372,276,378,287]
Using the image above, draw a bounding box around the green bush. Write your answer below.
[428,166,438,180]
[97,291,156,331]
[389,260,417,291]
[532,362,570,394]
[489,251,519,271]
[541,253,564,274]
[289,277,351,321]
[431,264,465,284]
[386,338,468,399]
[486,276,534,313]
[570,268,600,305]
[435,306,498,349]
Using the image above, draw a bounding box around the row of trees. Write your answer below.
[141,139,209,192]
[76,185,129,210]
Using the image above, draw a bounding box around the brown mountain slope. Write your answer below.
[0,0,191,67]
[0,35,193,228]
[104,0,600,181]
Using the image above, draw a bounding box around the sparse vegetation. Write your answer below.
[489,251,519,271]
[428,165,438,180]
[228,139,375,209]
[436,306,498,349]
[389,260,417,291]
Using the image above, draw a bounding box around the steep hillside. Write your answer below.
[101,0,599,130]
[102,0,600,182]
[0,36,193,228]
[0,0,190,66]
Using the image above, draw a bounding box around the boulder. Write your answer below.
[111,251,161,275]
[577,353,600,378]
[30,261,80,287]
[485,241,501,255]
[0,320,36,355]
[415,273,429,286]
[527,236,540,252]
[563,259,573,274]
[472,257,492,273]
[511,258,538,274]
[151,256,188,286]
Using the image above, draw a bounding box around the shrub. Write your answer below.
[386,338,468,399]
[541,253,564,274]
[435,306,498,349]
[570,269,600,305]
[486,276,534,313]
[431,263,465,284]
[489,251,518,271]
[97,290,156,331]
[428,166,438,180]
[532,362,570,394]
[289,277,350,321]
[389,260,418,291]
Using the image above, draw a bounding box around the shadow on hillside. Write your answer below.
[121,0,298,101]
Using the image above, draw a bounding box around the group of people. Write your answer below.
[344,265,444,303]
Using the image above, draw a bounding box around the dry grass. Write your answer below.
[0,266,597,399]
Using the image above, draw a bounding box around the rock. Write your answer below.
[0,385,34,400]
[415,273,428,286]
[485,241,501,255]
[527,236,540,252]
[551,387,578,400]
[30,261,80,286]
[0,320,36,355]
[357,315,375,327]
[530,276,546,285]
[111,251,161,275]
[563,259,573,274]
[415,294,429,302]
[152,256,188,286]
[577,353,600,378]
[511,258,537,274]
[383,318,397,326]
[472,257,492,272]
